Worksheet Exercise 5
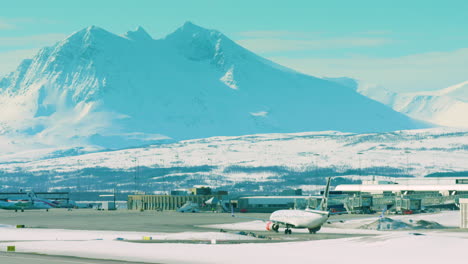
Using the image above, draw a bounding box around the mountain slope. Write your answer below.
[1,128,467,192]
[0,22,427,151]
[355,80,468,127]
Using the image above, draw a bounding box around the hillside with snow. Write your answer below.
[0,22,426,155]
[355,80,468,127]
[1,128,467,193]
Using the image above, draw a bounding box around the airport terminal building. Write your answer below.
[128,187,228,211]
[126,178,468,214]
[334,177,468,213]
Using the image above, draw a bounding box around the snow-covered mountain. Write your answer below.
[0,22,426,153]
[355,80,468,127]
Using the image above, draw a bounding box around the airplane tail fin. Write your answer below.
[319,177,332,211]
[27,191,37,199]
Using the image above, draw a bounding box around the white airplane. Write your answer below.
[0,191,57,212]
[233,177,335,234]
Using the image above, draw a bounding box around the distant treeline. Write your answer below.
[425,171,468,177]
[0,164,415,193]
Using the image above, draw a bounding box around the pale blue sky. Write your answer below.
[1,0,467,92]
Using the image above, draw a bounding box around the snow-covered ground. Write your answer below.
[4,128,468,176]
[0,227,257,242]
[0,211,466,264]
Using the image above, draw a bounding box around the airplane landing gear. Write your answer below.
[284,228,292,235]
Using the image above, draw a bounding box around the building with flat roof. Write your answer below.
[335,178,468,213]
[128,194,226,211]
[235,196,308,213]
[461,198,468,229]
[335,184,468,196]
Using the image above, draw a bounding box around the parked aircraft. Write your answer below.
[177,201,200,213]
[0,191,57,212]
[233,177,334,234]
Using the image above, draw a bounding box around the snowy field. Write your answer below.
[1,211,467,264]
[3,128,468,177]
[1,128,468,192]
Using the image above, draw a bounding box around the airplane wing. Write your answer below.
[326,218,346,224]
[230,208,290,226]
[231,214,293,228]
[323,208,351,223]
[326,212,386,224]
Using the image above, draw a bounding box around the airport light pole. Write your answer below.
[133,158,139,195]
[357,152,363,176]
[77,159,81,201]
[114,164,118,204]
[113,187,117,208]
[404,150,411,176]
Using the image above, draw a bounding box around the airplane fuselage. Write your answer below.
[0,198,56,210]
[270,209,329,229]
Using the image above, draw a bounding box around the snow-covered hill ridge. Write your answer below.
[349,79,468,127]
[0,22,427,153]
[1,128,467,192]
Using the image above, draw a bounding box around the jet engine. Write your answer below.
[266,221,279,232]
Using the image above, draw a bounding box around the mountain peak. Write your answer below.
[0,23,428,152]
[63,25,117,46]
[124,26,153,41]
[164,22,225,62]
[86,25,99,31]
[83,25,109,35]
[181,21,205,31]
[168,21,220,39]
